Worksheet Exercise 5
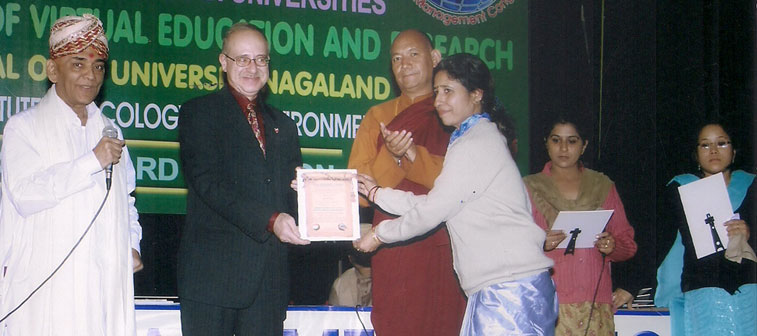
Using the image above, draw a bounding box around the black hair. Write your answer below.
[544,116,588,144]
[693,121,736,149]
[433,53,512,138]
[692,121,738,172]
[349,250,372,267]
[499,111,519,156]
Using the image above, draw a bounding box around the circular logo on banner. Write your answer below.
[428,0,496,14]
[414,0,516,26]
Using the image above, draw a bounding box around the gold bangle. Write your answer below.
[371,227,382,244]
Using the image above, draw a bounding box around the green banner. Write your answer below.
[0,0,528,214]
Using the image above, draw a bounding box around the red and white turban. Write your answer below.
[49,14,109,60]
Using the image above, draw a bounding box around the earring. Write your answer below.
[697,164,701,171]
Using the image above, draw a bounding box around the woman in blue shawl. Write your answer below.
[655,123,756,336]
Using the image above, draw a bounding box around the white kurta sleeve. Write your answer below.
[120,138,142,254]
[1,119,102,218]
[375,136,500,243]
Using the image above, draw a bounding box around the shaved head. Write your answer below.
[389,29,441,98]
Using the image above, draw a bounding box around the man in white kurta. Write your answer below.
[0,14,142,336]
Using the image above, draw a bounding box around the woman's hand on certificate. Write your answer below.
[353,227,382,253]
[357,174,380,202]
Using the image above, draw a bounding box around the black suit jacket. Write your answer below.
[177,87,301,313]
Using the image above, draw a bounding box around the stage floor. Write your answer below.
[135,300,670,336]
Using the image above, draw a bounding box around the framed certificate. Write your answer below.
[297,169,360,241]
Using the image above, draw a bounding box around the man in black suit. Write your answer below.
[177,22,309,336]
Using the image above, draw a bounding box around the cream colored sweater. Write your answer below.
[375,120,553,295]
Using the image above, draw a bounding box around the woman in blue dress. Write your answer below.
[655,122,756,336]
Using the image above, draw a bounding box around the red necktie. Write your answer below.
[246,103,265,156]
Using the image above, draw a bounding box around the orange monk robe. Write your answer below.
[348,93,466,336]
[348,93,443,195]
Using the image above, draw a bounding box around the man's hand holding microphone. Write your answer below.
[94,126,124,190]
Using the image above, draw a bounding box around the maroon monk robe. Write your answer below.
[370,96,466,336]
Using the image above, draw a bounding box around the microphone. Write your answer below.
[102,125,119,190]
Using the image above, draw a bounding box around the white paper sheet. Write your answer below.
[552,210,614,249]
[677,172,733,259]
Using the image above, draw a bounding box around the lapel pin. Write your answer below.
[274,127,279,134]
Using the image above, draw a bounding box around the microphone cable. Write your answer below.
[0,186,111,324]
[354,305,371,335]
[583,253,607,336]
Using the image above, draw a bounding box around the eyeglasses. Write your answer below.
[223,53,270,67]
[697,141,731,151]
